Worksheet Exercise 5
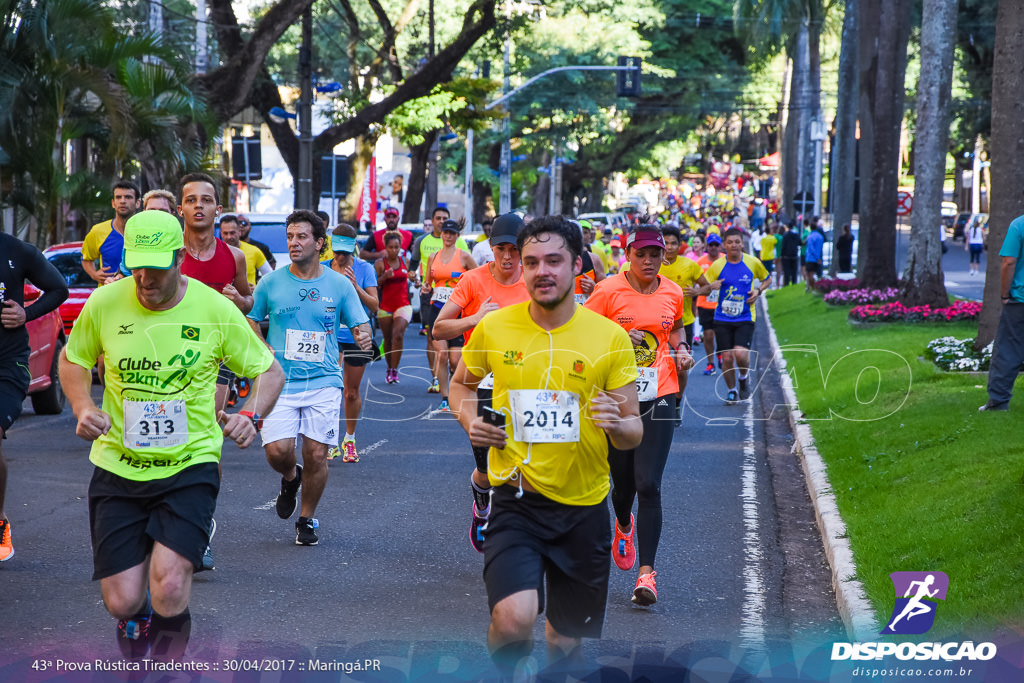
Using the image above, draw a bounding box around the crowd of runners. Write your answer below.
[0,173,807,672]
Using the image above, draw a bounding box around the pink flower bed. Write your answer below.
[824,287,899,305]
[849,300,982,323]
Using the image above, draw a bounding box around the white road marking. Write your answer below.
[361,439,388,455]
[739,398,768,655]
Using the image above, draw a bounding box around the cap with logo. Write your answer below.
[384,207,400,217]
[706,234,722,245]
[441,219,462,233]
[626,229,666,251]
[489,213,525,245]
[123,210,185,270]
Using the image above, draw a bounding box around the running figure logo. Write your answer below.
[881,571,949,635]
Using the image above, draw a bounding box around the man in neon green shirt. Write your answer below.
[59,210,285,661]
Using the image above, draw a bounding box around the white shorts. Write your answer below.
[261,386,342,447]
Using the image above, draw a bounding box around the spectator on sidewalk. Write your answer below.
[980,201,1024,412]
[804,223,825,291]
[779,222,802,287]
[836,224,854,273]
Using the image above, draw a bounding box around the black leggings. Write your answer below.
[472,387,494,473]
[607,395,675,568]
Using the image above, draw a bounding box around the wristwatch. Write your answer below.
[239,410,263,432]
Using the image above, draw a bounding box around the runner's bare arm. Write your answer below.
[668,319,694,371]
[432,300,473,341]
[223,246,253,313]
[59,348,112,441]
[591,383,642,451]
[351,323,373,351]
[591,256,606,282]
[218,358,285,448]
[451,361,507,450]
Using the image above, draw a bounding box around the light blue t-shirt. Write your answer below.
[322,257,376,344]
[1000,214,1024,302]
[248,265,369,394]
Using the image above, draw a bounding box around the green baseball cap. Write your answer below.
[123,210,184,270]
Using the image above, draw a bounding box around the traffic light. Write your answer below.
[617,56,642,98]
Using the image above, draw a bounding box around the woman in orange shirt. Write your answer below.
[422,220,477,412]
[585,226,694,607]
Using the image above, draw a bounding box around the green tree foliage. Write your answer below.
[0,0,211,245]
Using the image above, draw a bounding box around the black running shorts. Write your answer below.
[0,360,30,435]
[682,322,694,347]
[216,362,235,386]
[713,320,755,350]
[697,307,716,331]
[88,462,219,579]
[339,341,373,368]
[483,485,610,639]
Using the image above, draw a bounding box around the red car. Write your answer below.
[43,241,96,335]
[24,285,67,414]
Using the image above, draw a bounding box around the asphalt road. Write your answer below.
[1,319,845,681]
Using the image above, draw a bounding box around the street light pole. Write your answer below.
[296,7,314,210]
[499,31,512,214]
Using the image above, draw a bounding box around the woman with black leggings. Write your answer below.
[584,226,694,606]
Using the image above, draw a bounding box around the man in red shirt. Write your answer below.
[359,207,412,263]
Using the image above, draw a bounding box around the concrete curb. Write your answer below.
[760,296,881,641]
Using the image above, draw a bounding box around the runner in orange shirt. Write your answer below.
[695,234,724,374]
[422,220,477,412]
[433,214,527,553]
[585,226,694,606]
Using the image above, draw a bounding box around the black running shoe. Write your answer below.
[726,389,739,404]
[194,518,216,573]
[738,376,749,400]
[276,465,302,520]
[295,516,319,546]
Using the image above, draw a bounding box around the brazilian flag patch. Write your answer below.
[181,325,200,341]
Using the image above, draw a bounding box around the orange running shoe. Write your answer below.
[612,514,635,571]
[0,518,12,561]
[632,571,657,606]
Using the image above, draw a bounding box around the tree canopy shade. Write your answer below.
[202,0,497,213]
[0,0,210,245]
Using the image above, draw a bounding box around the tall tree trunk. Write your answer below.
[858,0,912,288]
[403,130,438,225]
[831,0,859,275]
[900,0,956,307]
[794,22,814,203]
[976,0,1024,349]
[472,178,494,221]
[780,54,797,219]
[339,133,380,225]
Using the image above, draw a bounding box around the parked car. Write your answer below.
[23,285,66,415]
[236,213,290,269]
[43,241,96,335]
[941,201,959,229]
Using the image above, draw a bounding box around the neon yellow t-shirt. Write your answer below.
[418,233,469,279]
[759,234,777,262]
[65,277,275,481]
[623,255,702,325]
[237,240,267,287]
[461,302,638,506]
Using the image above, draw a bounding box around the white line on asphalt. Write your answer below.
[739,398,768,656]
[254,498,277,511]
[361,439,388,455]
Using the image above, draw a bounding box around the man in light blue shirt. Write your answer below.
[247,211,371,546]
[981,202,1024,411]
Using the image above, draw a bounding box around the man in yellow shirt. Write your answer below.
[450,216,642,676]
[219,214,271,287]
[81,180,140,285]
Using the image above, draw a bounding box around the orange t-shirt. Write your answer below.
[696,253,723,310]
[584,272,686,399]
[448,263,529,343]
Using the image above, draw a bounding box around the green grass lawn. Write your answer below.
[764,286,1024,638]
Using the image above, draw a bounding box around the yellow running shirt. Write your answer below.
[237,239,267,287]
[65,277,274,481]
[461,302,637,506]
